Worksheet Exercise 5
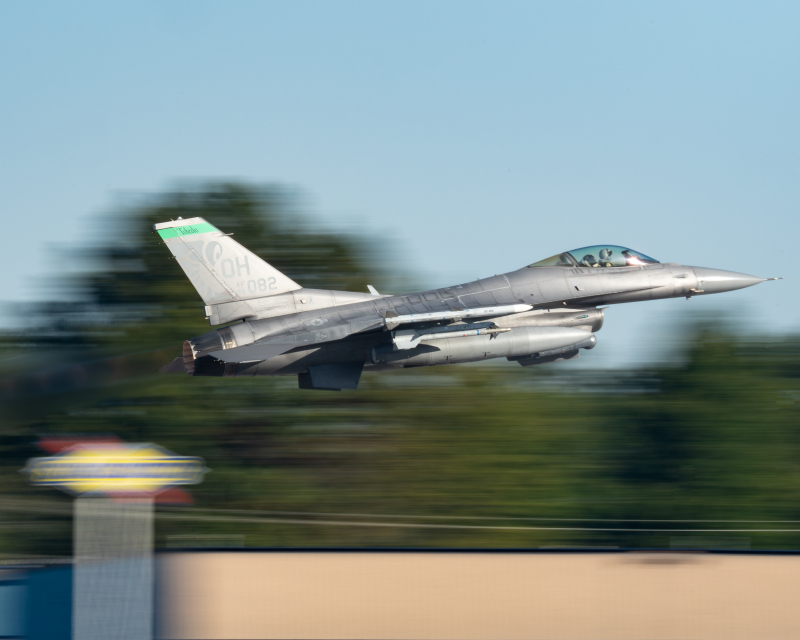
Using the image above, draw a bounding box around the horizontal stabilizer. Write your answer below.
[208,343,295,364]
[209,318,384,363]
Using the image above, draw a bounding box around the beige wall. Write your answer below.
[158,551,800,640]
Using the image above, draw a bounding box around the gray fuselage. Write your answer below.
[185,262,758,379]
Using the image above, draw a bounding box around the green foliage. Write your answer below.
[1,182,799,555]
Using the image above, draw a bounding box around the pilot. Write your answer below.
[599,248,613,267]
[580,254,598,267]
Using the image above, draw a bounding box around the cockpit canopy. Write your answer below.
[528,245,659,268]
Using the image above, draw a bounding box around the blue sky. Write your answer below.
[1,1,797,365]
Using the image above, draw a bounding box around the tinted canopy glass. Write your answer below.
[528,245,659,268]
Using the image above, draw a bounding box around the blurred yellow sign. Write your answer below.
[23,443,207,496]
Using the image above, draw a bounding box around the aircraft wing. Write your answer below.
[208,304,534,364]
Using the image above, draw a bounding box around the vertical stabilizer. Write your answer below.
[154,218,301,305]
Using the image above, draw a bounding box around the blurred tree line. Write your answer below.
[1,182,799,556]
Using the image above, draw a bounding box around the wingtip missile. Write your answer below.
[385,304,533,328]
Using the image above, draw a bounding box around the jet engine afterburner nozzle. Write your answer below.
[183,325,242,374]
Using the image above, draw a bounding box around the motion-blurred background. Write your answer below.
[1,1,799,556]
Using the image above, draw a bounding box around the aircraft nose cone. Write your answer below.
[692,267,765,295]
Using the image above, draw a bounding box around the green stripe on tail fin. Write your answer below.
[157,222,218,239]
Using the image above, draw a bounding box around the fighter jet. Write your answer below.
[158,217,781,390]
